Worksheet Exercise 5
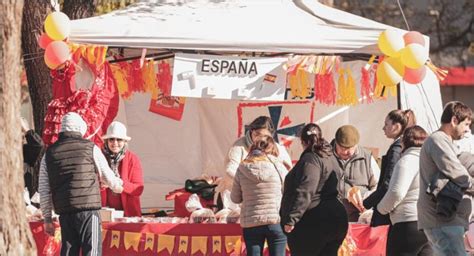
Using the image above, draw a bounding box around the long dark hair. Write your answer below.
[387,109,417,138]
[300,123,331,157]
[248,116,275,135]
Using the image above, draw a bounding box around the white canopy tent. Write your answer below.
[70,0,397,54]
[69,0,442,209]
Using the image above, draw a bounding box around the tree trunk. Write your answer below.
[63,0,97,20]
[0,0,36,255]
[21,0,53,136]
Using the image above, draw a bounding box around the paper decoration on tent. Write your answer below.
[109,59,186,121]
[360,55,377,104]
[149,61,186,121]
[336,69,358,106]
[43,61,119,147]
[314,56,339,105]
[284,55,384,105]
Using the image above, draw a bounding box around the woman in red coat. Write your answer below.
[101,121,144,217]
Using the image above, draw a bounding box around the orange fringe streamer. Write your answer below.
[426,60,449,81]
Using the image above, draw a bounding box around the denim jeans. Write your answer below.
[423,226,467,256]
[242,224,287,256]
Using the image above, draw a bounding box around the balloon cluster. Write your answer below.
[376,29,428,86]
[38,12,71,69]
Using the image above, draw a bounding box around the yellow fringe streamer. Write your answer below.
[426,60,449,81]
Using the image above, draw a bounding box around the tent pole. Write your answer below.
[397,83,401,110]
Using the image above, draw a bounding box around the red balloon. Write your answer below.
[44,41,71,69]
[38,33,54,49]
[403,31,425,46]
[403,66,427,84]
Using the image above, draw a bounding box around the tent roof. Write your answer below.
[70,0,401,55]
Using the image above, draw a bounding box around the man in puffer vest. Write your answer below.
[39,112,123,256]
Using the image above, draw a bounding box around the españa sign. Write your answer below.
[171,53,287,101]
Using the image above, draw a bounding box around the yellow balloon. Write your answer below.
[401,44,428,69]
[385,56,405,76]
[378,29,405,57]
[44,12,71,41]
[376,58,404,87]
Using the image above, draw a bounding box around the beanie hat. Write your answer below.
[60,112,87,136]
[335,125,360,148]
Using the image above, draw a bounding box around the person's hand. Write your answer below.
[347,187,365,212]
[112,185,123,194]
[284,225,294,233]
[44,222,55,236]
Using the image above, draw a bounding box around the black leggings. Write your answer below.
[386,221,432,256]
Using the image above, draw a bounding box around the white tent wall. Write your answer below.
[112,88,397,209]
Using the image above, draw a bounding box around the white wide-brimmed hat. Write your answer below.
[102,121,131,141]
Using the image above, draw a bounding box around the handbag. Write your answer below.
[184,179,217,200]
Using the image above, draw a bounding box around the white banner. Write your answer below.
[171,53,287,101]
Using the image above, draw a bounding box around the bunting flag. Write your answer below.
[142,59,157,95]
[360,67,373,104]
[178,236,189,254]
[191,236,208,255]
[70,44,108,67]
[287,68,311,99]
[157,234,175,254]
[102,229,107,243]
[110,64,132,99]
[336,69,358,106]
[225,236,241,254]
[212,236,222,254]
[124,231,141,251]
[110,230,120,249]
[144,233,155,251]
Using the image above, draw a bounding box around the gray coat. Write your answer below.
[231,155,287,228]
[418,131,473,230]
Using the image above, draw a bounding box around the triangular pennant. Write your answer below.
[157,234,175,254]
[178,236,189,254]
[110,230,120,249]
[144,233,155,251]
[225,236,241,254]
[212,236,222,254]
[123,232,141,251]
[191,236,207,255]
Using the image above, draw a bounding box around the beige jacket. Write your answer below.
[223,136,291,191]
[231,155,287,228]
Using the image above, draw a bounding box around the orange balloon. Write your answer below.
[403,66,427,84]
[44,41,71,69]
[38,33,54,49]
[403,31,425,47]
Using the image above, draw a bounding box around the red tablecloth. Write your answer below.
[30,222,388,256]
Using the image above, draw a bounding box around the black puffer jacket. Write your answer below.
[363,139,402,227]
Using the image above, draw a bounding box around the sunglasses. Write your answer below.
[108,138,124,142]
